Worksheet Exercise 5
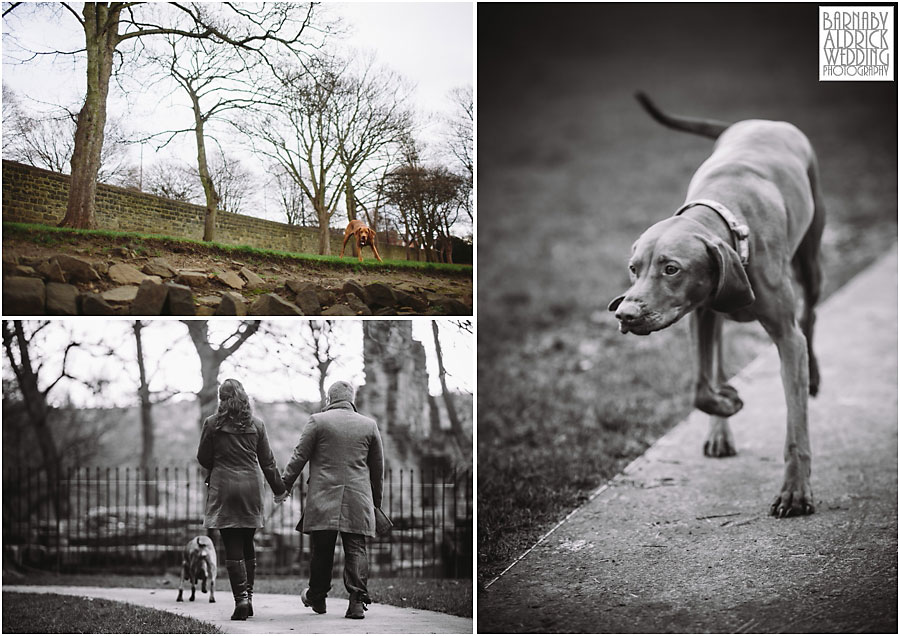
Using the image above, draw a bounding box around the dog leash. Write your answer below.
[674,199,751,266]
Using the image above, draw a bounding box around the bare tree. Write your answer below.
[202,152,256,215]
[382,151,465,263]
[446,84,473,222]
[2,84,133,183]
[334,54,413,231]
[183,320,261,426]
[144,159,200,202]
[431,321,466,457]
[302,321,338,407]
[1,321,79,503]
[245,55,347,254]
[272,162,311,226]
[3,3,328,230]
[132,320,158,504]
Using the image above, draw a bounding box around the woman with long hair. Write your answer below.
[197,378,285,620]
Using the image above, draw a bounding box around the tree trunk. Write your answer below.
[133,321,158,505]
[3,322,61,513]
[316,202,331,255]
[59,4,120,229]
[431,322,466,457]
[344,175,358,257]
[191,97,219,242]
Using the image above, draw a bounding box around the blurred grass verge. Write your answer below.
[2,591,221,634]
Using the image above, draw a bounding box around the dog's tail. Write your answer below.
[635,91,731,140]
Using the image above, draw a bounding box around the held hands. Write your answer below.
[274,491,290,505]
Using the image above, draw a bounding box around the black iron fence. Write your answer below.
[2,466,472,579]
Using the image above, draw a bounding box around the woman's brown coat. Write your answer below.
[198,414,285,529]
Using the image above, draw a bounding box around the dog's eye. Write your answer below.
[664,264,679,275]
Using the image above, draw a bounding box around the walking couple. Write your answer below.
[197,378,384,621]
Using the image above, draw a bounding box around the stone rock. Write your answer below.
[143,257,175,278]
[364,282,397,309]
[163,283,196,316]
[249,293,302,316]
[240,267,265,288]
[374,307,398,316]
[342,280,369,304]
[45,282,79,316]
[14,265,36,277]
[102,285,139,304]
[215,270,245,290]
[322,304,356,316]
[54,254,100,283]
[318,288,338,307]
[196,306,216,316]
[345,292,372,316]
[37,258,67,283]
[395,290,429,313]
[196,295,223,306]
[176,270,208,287]
[395,282,422,295]
[3,276,45,314]
[285,278,313,295]
[294,289,322,315]
[431,296,471,315]
[215,292,247,316]
[109,262,149,285]
[130,279,168,315]
[80,292,116,316]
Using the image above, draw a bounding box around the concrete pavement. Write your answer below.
[4,584,473,634]
[479,246,898,633]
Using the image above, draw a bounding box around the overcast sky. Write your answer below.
[1,2,473,225]
[2,319,473,409]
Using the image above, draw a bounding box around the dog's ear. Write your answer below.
[607,294,625,312]
[702,237,754,313]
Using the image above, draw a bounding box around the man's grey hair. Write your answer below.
[327,381,355,404]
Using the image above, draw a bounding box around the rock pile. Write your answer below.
[2,253,472,316]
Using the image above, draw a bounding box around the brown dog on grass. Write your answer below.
[340,219,384,263]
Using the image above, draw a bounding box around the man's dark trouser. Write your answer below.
[307,530,370,602]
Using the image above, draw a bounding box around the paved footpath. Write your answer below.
[480,246,898,633]
[3,585,473,634]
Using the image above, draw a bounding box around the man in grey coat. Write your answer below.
[279,380,384,619]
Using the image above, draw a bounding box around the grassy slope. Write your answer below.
[8,572,473,618]
[477,4,897,586]
[2,222,472,275]
[2,591,221,634]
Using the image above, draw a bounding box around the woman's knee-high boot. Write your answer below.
[225,559,250,621]
[245,558,256,617]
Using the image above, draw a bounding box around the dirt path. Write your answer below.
[479,246,898,633]
[4,585,473,634]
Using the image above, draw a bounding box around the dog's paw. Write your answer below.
[703,435,737,457]
[695,386,743,417]
[770,484,815,517]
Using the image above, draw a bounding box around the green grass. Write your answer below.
[2,591,220,634]
[2,222,472,275]
[10,572,473,618]
[477,4,896,588]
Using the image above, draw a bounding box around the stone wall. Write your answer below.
[2,160,413,259]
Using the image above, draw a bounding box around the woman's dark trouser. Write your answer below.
[307,530,369,602]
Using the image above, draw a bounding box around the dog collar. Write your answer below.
[674,199,750,266]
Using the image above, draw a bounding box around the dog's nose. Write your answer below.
[615,301,642,323]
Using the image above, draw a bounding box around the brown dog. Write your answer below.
[609,93,824,518]
[176,535,217,603]
[340,219,384,263]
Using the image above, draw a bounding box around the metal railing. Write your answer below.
[2,465,472,578]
